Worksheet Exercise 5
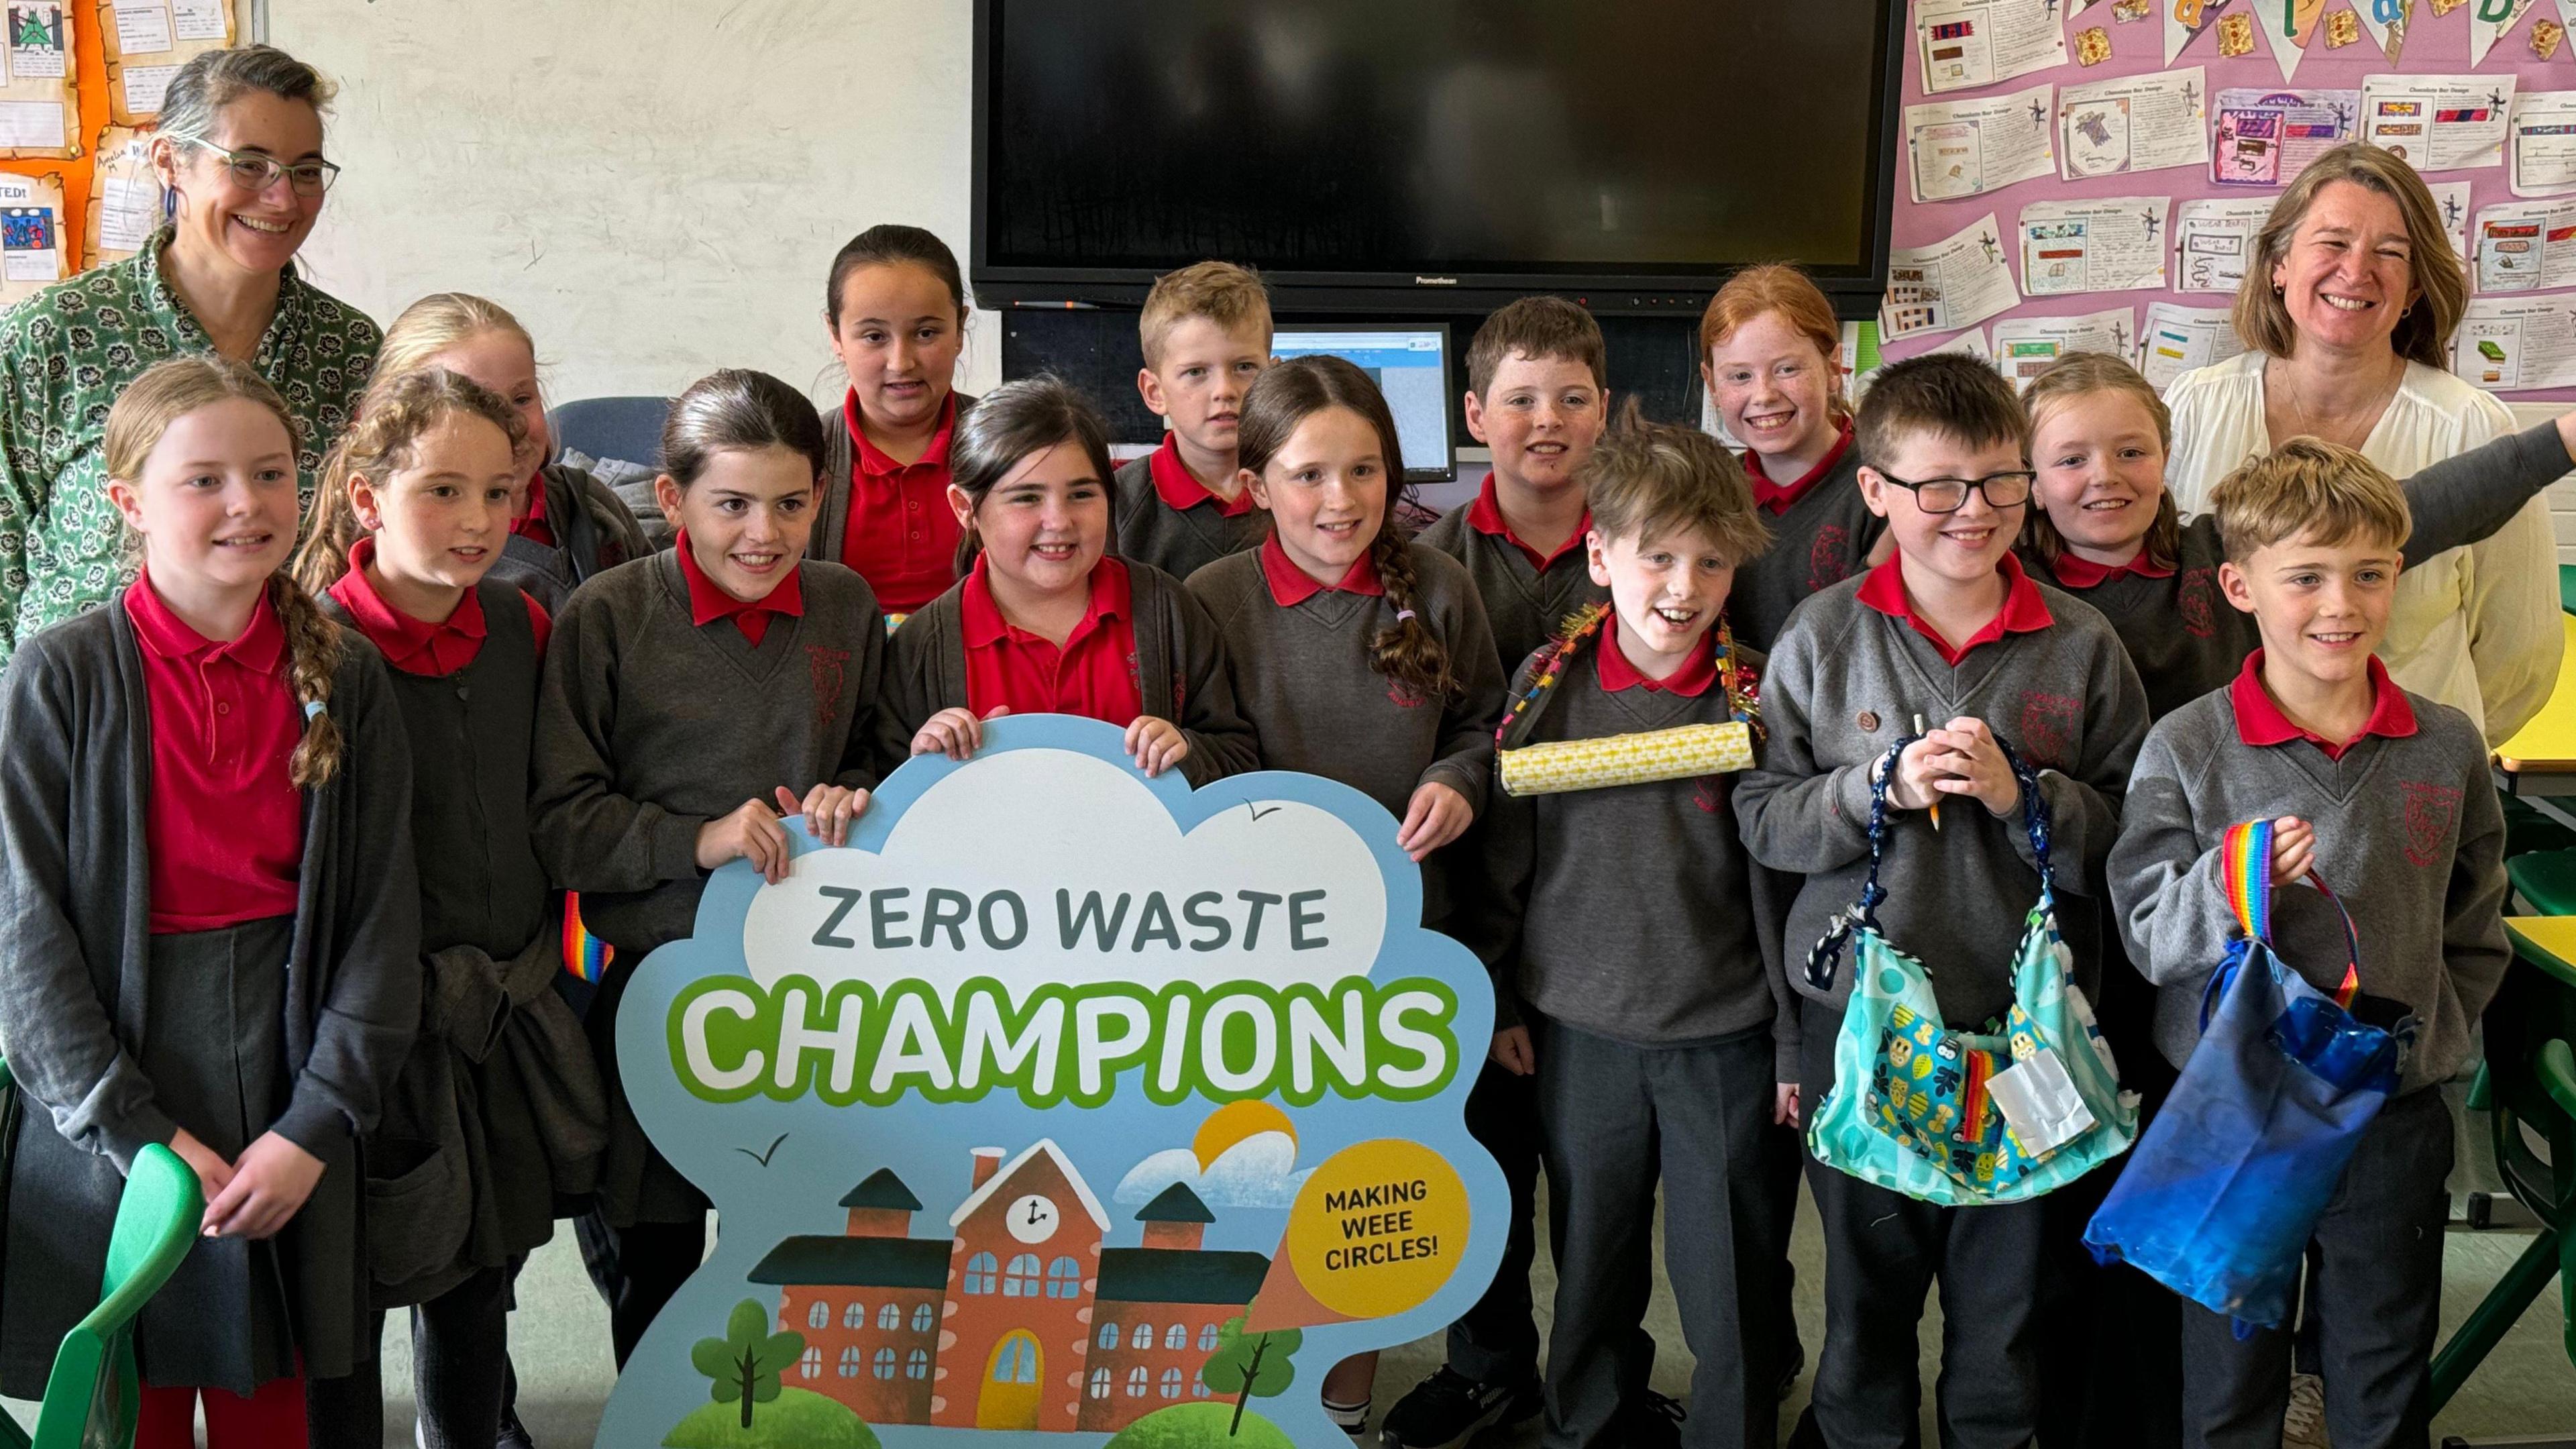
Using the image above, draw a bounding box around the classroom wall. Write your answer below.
[268,0,1005,409]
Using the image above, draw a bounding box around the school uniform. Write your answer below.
[810,389,979,616]
[2110,654,2508,1448]
[2025,419,2575,720]
[1483,623,1794,1449]
[488,462,652,614]
[529,541,885,1364]
[1728,423,1881,654]
[1735,553,2147,1449]
[0,579,421,1401]
[313,554,605,1447]
[1111,433,1271,582]
[1187,537,1507,931]
[877,554,1260,786]
[1417,473,1605,670]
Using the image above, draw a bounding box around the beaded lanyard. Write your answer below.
[1494,601,1763,751]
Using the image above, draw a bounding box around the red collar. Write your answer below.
[1260,533,1384,606]
[846,389,958,479]
[2229,650,2417,761]
[2047,548,2177,589]
[960,552,1131,647]
[325,538,488,677]
[1464,472,1589,571]
[674,529,805,640]
[125,566,286,674]
[512,468,554,544]
[1595,617,1719,696]
[1856,550,2054,667]
[1148,434,1258,518]
[1746,421,1855,515]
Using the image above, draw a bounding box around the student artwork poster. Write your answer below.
[2454,296,2576,390]
[593,717,1508,1449]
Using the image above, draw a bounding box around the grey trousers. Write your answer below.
[2178,1085,2451,1449]
[1535,1016,1783,1449]
[1797,998,2051,1449]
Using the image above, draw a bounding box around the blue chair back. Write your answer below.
[549,396,672,470]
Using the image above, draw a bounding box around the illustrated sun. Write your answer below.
[1191,1099,1296,1170]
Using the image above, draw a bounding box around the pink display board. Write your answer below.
[1886,0,2576,400]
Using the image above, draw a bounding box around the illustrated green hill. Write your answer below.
[662,1386,881,1448]
[1104,1401,1296,1449]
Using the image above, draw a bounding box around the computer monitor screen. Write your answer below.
[1268,325,1454,483]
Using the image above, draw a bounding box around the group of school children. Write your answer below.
[0,215,2561,1449]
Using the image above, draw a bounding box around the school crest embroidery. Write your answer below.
[2176,568,2216,639]
[806,645,850,733]
[1809,525,1854,592]
[2402,782,2462,867]
[1693,776,1725,814]
[2017,691,2081,769]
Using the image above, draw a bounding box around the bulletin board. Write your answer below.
[0,0,238,299]
[1885,0,2576,401]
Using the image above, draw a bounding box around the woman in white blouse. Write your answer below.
[2165,142,2559,745]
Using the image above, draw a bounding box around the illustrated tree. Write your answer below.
[1197,1309,1303,1437]
[690,1298,808,1432]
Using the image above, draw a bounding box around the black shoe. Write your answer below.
[1775,1341,1807,1403]
[497,1407,537,1449]
[1379,1366,1544,1449]
[1612,1391,1684,1449]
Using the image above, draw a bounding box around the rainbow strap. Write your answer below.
[562,892,614,984]
[2220,820,2358,1009]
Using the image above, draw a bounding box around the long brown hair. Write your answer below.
[105,356,346,787]
[293,367,526,594]
[1237,356,1458,705]
[945,376,1117,574]
[2234,142,2464,369]
[2019,352,2183,573]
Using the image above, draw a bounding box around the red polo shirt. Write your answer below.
[676,530,804,647]
[327,539,551,674]
[1596,617,1719,696]
[2229,651,2417,761]
[2046,548,2177,590]
[1856,551,2055,667]
[1465,472,1588,572]
[1260,533,1384,606]
[125,572,303,934]
[960,554,1142,724]
[840,390,964,614]
[1149,434,1258,517]
[512,470,557,548]
[1746,422,1855,515]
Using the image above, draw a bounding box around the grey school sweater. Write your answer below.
[2029,419,2574,720]
[1110,450,1272,583]
[1417,494,1607,671]
[873,559,1260,788]
[529,551,888,958]
[1729,445,1882,654]
[1735,574,2148,1040]
[2108,680,2510,1093]
[1481,635,1799,1075]
[1185,545,1507,928]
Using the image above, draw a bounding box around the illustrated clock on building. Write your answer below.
[1006,1193,1060,1243]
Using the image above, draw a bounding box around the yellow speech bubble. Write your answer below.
[1281,1138,1468,1321]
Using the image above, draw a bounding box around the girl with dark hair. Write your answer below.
[529,367,890,1366]
[875,375,1256,784]
[812,224,982,615]
[1180,355,1508,1436]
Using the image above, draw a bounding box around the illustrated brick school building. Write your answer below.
[748,1139,1273,1433]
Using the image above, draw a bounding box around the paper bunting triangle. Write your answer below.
[2167,0,2236,62]
[2255,0,2327,77]
[2469,0,2540,64]
[2352,0,2414,64]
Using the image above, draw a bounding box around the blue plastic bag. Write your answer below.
[2082,818,2408,1332]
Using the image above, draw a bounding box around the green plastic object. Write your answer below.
[2430,947,2576,1410]
[0,1056,205,1449]
[2512,851,2576,918]
[2561,564,2576,616]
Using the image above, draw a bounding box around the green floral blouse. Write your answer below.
[0,226,380,665]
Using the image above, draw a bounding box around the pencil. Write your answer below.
[1914,713,1940,831]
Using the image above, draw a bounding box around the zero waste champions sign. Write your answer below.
[599,716,1507,1449]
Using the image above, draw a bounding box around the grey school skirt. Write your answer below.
[1,915,335,1397]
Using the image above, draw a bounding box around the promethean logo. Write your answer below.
[1414,275,1458,286]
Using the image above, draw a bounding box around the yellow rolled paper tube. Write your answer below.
[1497,721,1754,797]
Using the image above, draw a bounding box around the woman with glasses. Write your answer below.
[2162,142,2559,747]
[0,44,378,669]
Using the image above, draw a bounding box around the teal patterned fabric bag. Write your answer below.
[1804,734,2138,1205]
